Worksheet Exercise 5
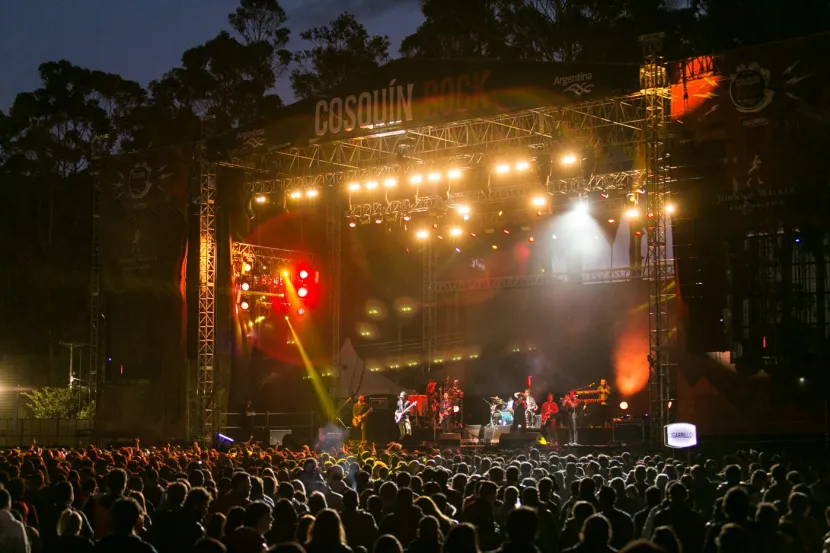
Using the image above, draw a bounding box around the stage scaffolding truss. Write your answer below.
[195,48,673,445]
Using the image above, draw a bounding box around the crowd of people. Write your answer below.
[0,439,828,553]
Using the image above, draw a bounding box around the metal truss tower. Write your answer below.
[640,33,673,447]
[88,135,108,403]
[422,241,437,372]
[326,184,343,397]
[197,115,218,444]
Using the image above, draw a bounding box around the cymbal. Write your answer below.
[489,396,503,401]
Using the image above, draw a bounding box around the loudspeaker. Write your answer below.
[484,426,510,444]
[612,421,645,443]
[439,433,461,446]
[462,425,482,441]
[269,429,292,446]
[498,432,541,447]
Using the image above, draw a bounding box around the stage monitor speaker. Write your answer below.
[269,429,292,446]
[439,433,461,446]
[612,421,645,443]
[484,426,510,444]
[577,426,612,447]
[462,425,482,441]
[498,432,541,447]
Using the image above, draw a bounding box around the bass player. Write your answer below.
[351,395,371,443]
[396,392,414,439]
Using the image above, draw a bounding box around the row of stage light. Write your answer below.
[348,198,677,236]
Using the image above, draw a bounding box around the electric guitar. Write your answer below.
[394,402,416,423]
[439,407,452,423]
[352,407,373,427]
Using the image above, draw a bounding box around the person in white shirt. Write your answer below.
[0,488,30,553]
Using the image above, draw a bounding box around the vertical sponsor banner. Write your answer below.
[99,146,190,438]
[671,34,830,228]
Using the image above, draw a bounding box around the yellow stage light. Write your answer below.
[561,154,578,165]
[305,189,318,198]
[666,203,676,214]
[515,161,530,171]
[254,194,267,204]
[365,181,378,190]
[384,178,397,187]
[531,196,546,207]
[447,168,462,179]
[450,227,462,237]
[427,172,441,182]
[289,191,302,199]
[495,164,510,174]
[457,205,470,215]
[416,230,429,239]
[348,183,361,192]
[625,208,640,218]
[409,174,423,185]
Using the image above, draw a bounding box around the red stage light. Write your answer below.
[607,218,616,224]
[503,229,510,234]
[635,231,642,236]
[432,223,438,229]
[647,212,654,218]
[470,233,477,238]
[297,287,309,298]
[528,237,535,243]
[297,307,305,316]
[299,269,309,279]
[536,210,543,217]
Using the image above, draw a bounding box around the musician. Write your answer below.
[561,391,580,445]
[352,395,369,442]
[597,378,612,427]
[540,393,559,444]
[525,390,538,428]
[511,389,533,432]
[396,392,412,439]
[439,392,454,433]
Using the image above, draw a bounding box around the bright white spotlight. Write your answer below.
[305,189,318,198]
[243,263,251,273]
[427,172,441,182]
[348,183,361,192]
[409,174,423,185]
[255,194,267,204]
[450,227,462,237]
[365,181,378,190]
[240,301,250,311]
[348,221,356,228]
[625,208,640,218]
[561,154,578,165]
[447,168,462,179]
[297,287,309,298]
[289,191,302,199]
[457,205,470,215]
[575,201,589,213]
[416,230,429,239]
[299,269,309,279]
[384,178,397,187]
[495,164,510,174]
[531,196,546,207]
[666,203,676,214]
[241,282,250,291]
[620,401,629,410]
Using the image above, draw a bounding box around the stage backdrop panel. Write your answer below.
[99,146,190,438]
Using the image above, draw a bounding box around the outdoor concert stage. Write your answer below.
[91,33,830,445]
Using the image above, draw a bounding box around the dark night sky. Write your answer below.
[0,0,423,109]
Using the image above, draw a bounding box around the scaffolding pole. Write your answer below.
[640,33,674,447]
[197,115,218,444]
[422,240,437,372]
[326,184,342,400]
[88,135,108,405]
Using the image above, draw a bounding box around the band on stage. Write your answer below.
[345,377,616,445]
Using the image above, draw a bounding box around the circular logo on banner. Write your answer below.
[128,162,153,199]
[729,63,774,113]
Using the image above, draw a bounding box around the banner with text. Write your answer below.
[671,33,830,228]
[211,59,640,157]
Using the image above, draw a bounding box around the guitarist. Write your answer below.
[439,392,454,433]
[396,391,413,439]
[352,395,369,443]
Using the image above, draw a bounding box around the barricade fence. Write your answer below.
[221,411,318,446]
[0,418,103,448]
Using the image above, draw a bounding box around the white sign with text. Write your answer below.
[664,422,698,449]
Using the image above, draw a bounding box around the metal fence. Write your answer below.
[0,418,102,448]
[221,411,318,445]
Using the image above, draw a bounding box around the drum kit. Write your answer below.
[487,396,514,427]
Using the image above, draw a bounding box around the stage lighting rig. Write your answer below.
[254,194,268,204]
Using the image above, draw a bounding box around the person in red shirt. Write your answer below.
[541,393,560,445]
